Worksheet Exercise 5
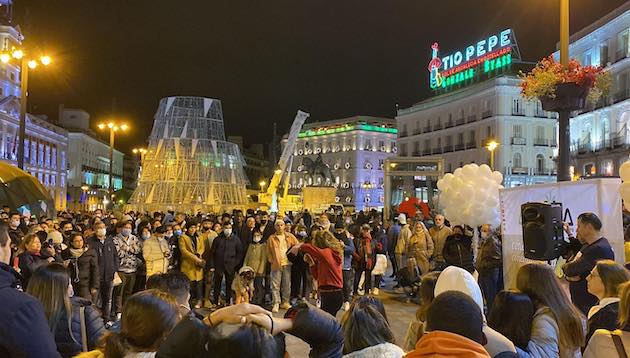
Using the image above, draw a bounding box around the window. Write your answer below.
[513,124,522,138]
[536,154,545,173]
[600,41,609,66]
[457,133,464,145]
[469,130,476,143]
[24,139,29,159]
[536,126,545,139]
[487,126,493,138]
[424,139,430,149]
[437,137,442,147]
[512,98,522,115]
[38,143,44,166]
[618,29,629,60]
[513,153,522,168]
[9,72,14,81]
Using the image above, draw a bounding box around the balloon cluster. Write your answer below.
[619,160,630,210]
[436,163,504,227]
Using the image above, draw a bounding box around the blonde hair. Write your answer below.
[595,260,630,297]
[618,281,630,328]
[314,230,344,258]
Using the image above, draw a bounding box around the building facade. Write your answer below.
[557,2,630,177]
[228,136,270,191]
[59,108,124,211]
[0,2,68,210]
[284,116,397,210]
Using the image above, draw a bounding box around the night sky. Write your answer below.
[15,0,627,154]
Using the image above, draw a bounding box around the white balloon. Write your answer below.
[437,179,444,190]
[621,182,630,200]
[491,171,504,184]
[479,164,492,176]
[454,168,463,177]
[621,161,630,181]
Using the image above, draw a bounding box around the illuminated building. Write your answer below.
[283,116,397,210]
[398,28,558,187]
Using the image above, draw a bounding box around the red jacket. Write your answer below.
[300,244,343,289]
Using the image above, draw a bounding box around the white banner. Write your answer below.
[499,178,624,289]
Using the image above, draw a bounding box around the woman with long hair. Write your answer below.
[18,233,56,288]
[584,281,630,357]
[585,259,630,343]
[516,262,585,358]
[487,290,535,351]
[407,222,433,275]
[62,232,99,301]
[402,271,440,351]
[27,263,105,357]
[290,230,344,316]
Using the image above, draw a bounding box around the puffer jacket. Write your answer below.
[62,248,100,300]
[516,307,582,358]
[407,224,434,274]
[54,296,106,358]
[285,302,344,357]
[142,236,171,278]
[17,251,50,288]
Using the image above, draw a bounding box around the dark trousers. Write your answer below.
[342,269,354,302]
[291,264,312,299]
[98,279,114,321]
[117,272,136,312]
[388,251,398,275]
[354,269,381,292]
[213,271,235,305]
[253,275,265,305]
[190,280,203,303]
[478,267,502,311]
[320,289,343,317]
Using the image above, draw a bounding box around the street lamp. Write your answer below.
[485,140,499,170]
[81,185,89,211]
[259,181,266,193]
[97,120,128,208]
[8,48,53,169]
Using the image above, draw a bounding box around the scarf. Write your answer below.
[70,247,86,258]
[361,232,374,269]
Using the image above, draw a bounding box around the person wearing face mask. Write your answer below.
[62,232,99,301]
[475,224,503,311]
[180,220,206,309]
[113,221,142,313]
[87,221,119,324]
[243,229,268,305]
[334,222,355,310]
[168,224,183,271]
[259,211,275,241]
[209,223,243,306]
[289,224,311,304]
[8,212,24,259]
[60,221,74,246]
[201,221,219,307]
[143,225,171,280]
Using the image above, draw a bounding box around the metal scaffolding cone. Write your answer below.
[127,96,249,213]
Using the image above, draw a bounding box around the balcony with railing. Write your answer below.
[482,110,493,119]
[455,143,465,151]
[443,145,453,153]
[423,126,432,133]
[412,128,422,135]
[512,109,525,116]
[616,48,628,62]
[412,151,421,157]
[399,131,408,138]
[466,141,476,149]
[534,168,557,176]
[422,149,431,156]
[431,147,443,155]
[511,137,526,145]
[533,138,557,147]
[534,110,547,118]
[445,120,454,128]
[456,117,465,126]
[614,88,630,104]
[511,167,529,175]
[433,123,443,131]
[614,136,630,148]
[467,115,476,123]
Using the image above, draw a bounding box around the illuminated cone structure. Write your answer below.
[128,96,249,212]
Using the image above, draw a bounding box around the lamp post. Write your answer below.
[485,140,499,170]
[259,180,266,193]
[6,48,53,170]
[80,185,89,211]
[557,0,571,181]
[97,121,128,209]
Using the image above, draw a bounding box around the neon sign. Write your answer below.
[428,29,515,90]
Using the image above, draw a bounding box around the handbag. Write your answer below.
[612,331,628,358]
[372,254,388,276]
[79,306,88,352]
[113,272,122,286]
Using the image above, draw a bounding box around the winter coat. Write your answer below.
[143,236,171,278]
[434,266,517,357]
[113,234,142,274]
[516,306,581,358]
[442,233,475,273]
[406,331,491,358]
[17,250,50,288]
[344,343,405,357]
[583,327,630,358]
[429,225,452,263]
[86,235,119,281]
[0,262,61,357]
[267,232,298,271]
[54,296,105,358]
[407,224,434,274]
[62,248,100,300]
[386,224,400,254]
[476,235,502,273]
[586,298,619,345]
[335,232,355,270]
[210,233,243,274]
[179,233,205,282]
[286,302,344,357]
[200,230,218,264]
[243,241,267,276]
[395,224,412,269]
[353,232,382,271]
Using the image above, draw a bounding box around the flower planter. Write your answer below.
[539,82,588,112]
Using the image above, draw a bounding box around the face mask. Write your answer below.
[64,229,72,235]
[481,232,489,240]
[223,229,232,236]
[96,228,107,237]
[142,233,151,240]
[345,218,351,224]
[298,231,307,237]
[122,228,131,237]
[165,232,173,238]
[261,219,267,225]
[253,235,262,243]
[10,219,19,227]
[174,229,182,236]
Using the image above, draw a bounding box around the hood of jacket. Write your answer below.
[0,261,21,290]
[407,331,490,358]
[344,342,405,358]
[434,266,483,311]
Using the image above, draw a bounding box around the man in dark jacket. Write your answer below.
[87,221,119,323]
[0,222,61,357]
[476,224,503,310]
[443,225,475,273]
[562,212,615,315]
[210,223,243,305]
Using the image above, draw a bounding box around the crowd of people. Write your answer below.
[0,204,629,357]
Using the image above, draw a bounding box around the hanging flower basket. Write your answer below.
[539,82,588,112]
[519,56,611,112]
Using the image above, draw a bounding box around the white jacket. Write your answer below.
[343,343,405,358]
[583,329,630,358]
[434,266,516,357]
[142,236,170,277]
